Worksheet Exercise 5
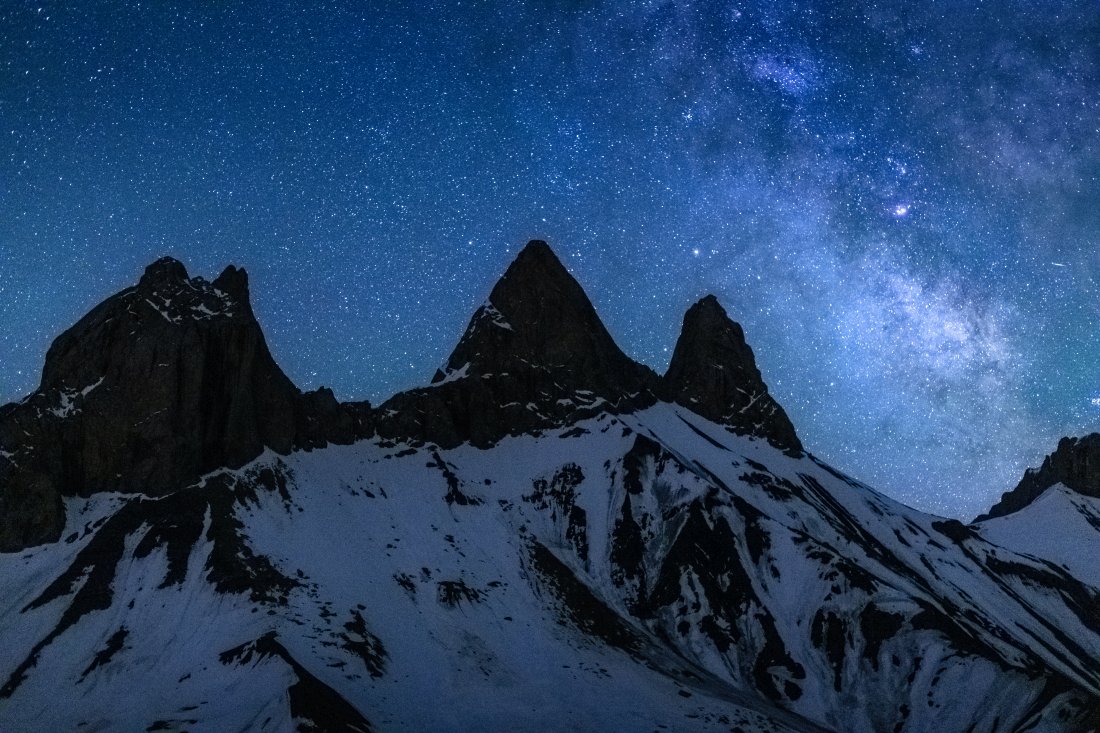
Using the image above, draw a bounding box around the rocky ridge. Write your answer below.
[1,240,803,552]
[979,433,1100,520]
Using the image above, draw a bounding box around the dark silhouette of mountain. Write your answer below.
[665,294,802,454]
[373,239,661,448]
[978,433,1100,520]
[0,257,366,551]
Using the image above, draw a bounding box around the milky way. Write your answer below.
[2,1,1098,518]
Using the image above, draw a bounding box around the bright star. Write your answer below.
[893,204,911,217]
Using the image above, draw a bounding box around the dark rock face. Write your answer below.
[664,295,802,454]
[374,242,802,454]
[0,258,366,551]
[374,240,661,447]
[0,461,62,556]
[979,434,1100,521]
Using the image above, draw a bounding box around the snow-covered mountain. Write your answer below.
[0,241,1097,732]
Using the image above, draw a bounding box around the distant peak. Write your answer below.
[685,294,734,322]
[978,433,1100,520]
[213,264,250,301]
[491,239,572,298]
[384,239,659,448]
[443,239,641,378]
[675,295,749,360]
[519,238,553,256]
[140,257,189,288]
[682,295,738,333]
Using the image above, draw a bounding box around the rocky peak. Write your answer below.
[139,256,190,288]
[663,295,801,454]
[213,264,251,303]
[978,434,1100,521]
[0,257,365,551]
[378,240,659,448]
[439,240,652,389]
[40,260,249,394]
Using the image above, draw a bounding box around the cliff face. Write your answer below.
[0,258,365,551]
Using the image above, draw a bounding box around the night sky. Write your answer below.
[2,1,1098,519]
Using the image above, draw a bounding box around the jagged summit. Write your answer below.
[40,258,252,394]
[0,257,364,551]
[978,433,1100,520]
[378,242,803,453]
[2,240,805,550]
[665,295,802,454]
[135,257,248,309]
[212,263,250,302]
[139,256,190,286]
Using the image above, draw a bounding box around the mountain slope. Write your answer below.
[0,242,1098,733]
[978,483,1100,588]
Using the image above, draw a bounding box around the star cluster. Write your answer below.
[2,1,1098,518]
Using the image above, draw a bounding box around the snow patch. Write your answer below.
[46,378,105,418]
[433,362,471,386]
[478,300,513,331]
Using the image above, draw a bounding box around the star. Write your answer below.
[0,0,1096,520]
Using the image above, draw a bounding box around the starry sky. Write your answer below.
[2,1,1098,519]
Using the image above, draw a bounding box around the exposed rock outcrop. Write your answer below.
[978,433,1100,520]
[374,240,660,447]
[0,240,804,551]
[0,258,367,551]
[664,295,802,454]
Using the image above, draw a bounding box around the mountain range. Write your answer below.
[0,240,1097,732]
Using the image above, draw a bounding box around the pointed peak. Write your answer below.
[385,239,659,448]
[665,297,801,454]
[676,295,751,363]
[682,296,744,339]
[516,238,556,260]
[140,257,189,288]
[491,239,573,302]
[504,239,568,278]
[444,239,646,381]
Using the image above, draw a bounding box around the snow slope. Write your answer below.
[1,403,1097,732]
[978,484,1100,589]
